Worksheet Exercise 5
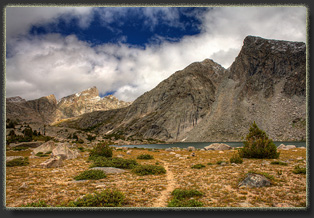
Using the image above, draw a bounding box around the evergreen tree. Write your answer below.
[239,121,279,159]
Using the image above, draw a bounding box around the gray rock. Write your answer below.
[277,144,297,150]
[187,146,196,151]
[204,143,232,151]
[40,155,63,168]
[52,144,80,160]
[32,141,56,155]
[6,156,24,162]
[90,167,127,174]
[238,173,271,188]
[9,141,43,149]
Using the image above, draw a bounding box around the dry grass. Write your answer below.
[6,147,307,208]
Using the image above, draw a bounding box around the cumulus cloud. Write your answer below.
[5,6,307,102]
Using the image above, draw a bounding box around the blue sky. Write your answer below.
[6,6,306,101]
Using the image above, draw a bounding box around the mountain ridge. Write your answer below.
[6,35,306,142]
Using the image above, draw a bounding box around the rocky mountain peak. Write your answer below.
[229,35,306,99]
[6,96,26,103]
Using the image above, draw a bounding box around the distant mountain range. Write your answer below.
[6,36,306,142]
[6,86,131,124]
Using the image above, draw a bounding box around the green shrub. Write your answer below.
[167,189,204,207]
[136,154,154,160]
[292,165,306,174]
[239,121,280,159]
[89,143,113,158]
[271,161,288,166]
[230,154,243,164]
[90,157,138,169]
[35,152,49,157]
[191,164,206,169]
[216,160,225,165]
[132,164,166,176]
[21,200,49,207]
[167,198,204,207]
[207,162,213,165]
[67,189,125,207]
[171,189,204,200]
[6,157,29,167]
[12,146,28,151]
[78,147,85,152]
[74,170,107,181]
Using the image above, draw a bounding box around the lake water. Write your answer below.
[113,141,306,149]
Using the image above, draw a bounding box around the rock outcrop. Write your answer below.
[204,143,232,151]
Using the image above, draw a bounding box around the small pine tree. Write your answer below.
[239,121,279,159]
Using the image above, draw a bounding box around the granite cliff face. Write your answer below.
[62,36,306,142]
[6,87,131,124]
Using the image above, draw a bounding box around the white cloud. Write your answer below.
[5,6,307,102]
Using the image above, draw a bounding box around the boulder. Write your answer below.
[40,155,63,168]
[6,156,24,162]
[32,141,56,155]
[238,173,271,188]
[52,144,80,160]
[204,143,232,151]
[277,144,286,149]
[187,146,196,151]
[277,144,297,150]
[9,141,43,149]
[90,167,127,174]
[126,150,132,155]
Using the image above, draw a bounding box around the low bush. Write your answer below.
[74,170,107,181]
[90,157,139,169]
[89,143,113,159]
[35,152,49,157]
[6,157,29,167]
[270,161,288,166]
[167,188,204,207]
[230,154,243,164]
[132,164,166,176]
[12,146,28,151]
[136,154,154,160]
[67,189,125,207]
[167,198,204,207]
[292,165,306,174]
[78,147,85,152]
[20,200,49,207]
[191,164,206,169]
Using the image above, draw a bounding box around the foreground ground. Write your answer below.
[6,146,307,208]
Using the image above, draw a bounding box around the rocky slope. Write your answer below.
[60,36,306,142]
[6,87,131,124]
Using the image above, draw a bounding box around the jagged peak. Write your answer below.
[243,35,305,53]
[6,96,26,103]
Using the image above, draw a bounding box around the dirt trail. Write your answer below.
[152,161,176,207]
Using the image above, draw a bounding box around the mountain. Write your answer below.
[6,87,131,124]
[60,36,306,142]
[56,86,131,120]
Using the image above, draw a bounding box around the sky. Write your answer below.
[5,6,307,102]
